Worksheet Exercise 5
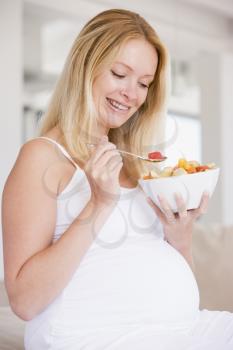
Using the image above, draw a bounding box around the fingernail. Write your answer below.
[100,135,108,143]
[157,194,164,202]
[203,191,210,196]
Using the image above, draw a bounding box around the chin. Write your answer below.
[107,110,133,126]
[107,119,129,129]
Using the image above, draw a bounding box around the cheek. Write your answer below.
[107,77,121,91]
[138,90,148,107]
[93,73,112,98]
[98,79,117,97]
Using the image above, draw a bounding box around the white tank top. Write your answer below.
[24,136,200,348]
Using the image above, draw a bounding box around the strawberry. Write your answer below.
[148,151,164,159]
[196,165,209,172]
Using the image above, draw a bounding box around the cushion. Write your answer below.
[0,306,25,350]
[193,223,233,312]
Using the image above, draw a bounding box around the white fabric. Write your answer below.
[24,138,233,349]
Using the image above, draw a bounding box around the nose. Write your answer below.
[120,82,138,101]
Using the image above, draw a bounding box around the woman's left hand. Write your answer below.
[147,191,209,251]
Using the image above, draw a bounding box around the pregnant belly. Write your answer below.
[59,238,199,331]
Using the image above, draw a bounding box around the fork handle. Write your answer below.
[86,144,165,162]
[117,149,138,157]
[87,143,137,157]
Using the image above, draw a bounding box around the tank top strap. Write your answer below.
[36,136,79,169]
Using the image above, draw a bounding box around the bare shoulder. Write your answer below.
[19,137,56,159]
[4,138,64,197]
[16,137,61,172]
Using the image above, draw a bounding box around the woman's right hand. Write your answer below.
[84,135,123,206]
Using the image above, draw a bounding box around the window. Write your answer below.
[164,113,202,166]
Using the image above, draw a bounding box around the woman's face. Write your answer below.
[92,38,158,135]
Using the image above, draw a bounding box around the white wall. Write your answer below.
[197,52,233,225]
[220,54,233,226]
[0,0,23,280]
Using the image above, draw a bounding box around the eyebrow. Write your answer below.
[114,61,154,77]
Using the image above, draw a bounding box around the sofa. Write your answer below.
[193,223,233,312]
[0,223,232,350]
[0,283,25,350]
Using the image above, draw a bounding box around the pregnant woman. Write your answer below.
[2,8,233,350]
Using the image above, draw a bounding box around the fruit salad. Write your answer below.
[142,158,217,180]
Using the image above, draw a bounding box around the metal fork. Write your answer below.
[86,143,167,163]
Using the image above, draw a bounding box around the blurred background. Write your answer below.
[0,0,233,281]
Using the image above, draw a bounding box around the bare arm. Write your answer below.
[2,137,122,321]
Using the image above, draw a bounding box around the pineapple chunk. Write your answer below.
[188,160,200,168]
[173,168,187,176]
[178,158,187,169]
[150,170,160,178]
[206,162,216,169]
[160,166,173,177]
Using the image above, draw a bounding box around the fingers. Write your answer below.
[147,193,188,224]
[108,155,123,172]
[147,191,209,225]
[199,191,209,213]
[91,136,117,164]
[98,149,122,169]
[174,193,187,219]
[191,191,209,219]
[90,136,123,171]
[157,195,176,224]
[110,159,124,174]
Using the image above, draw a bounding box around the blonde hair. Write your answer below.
[39,8,169,184]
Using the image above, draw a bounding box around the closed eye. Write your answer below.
[111,70,149,89]
[139,83,149,89]
[111,70,125,79]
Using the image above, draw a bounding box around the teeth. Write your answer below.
[108,98,129,111]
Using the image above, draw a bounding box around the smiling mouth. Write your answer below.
[106,98,130,111]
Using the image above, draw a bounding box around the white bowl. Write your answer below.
[138,168,220,212]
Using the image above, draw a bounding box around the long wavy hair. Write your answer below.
[39,8,169,184]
